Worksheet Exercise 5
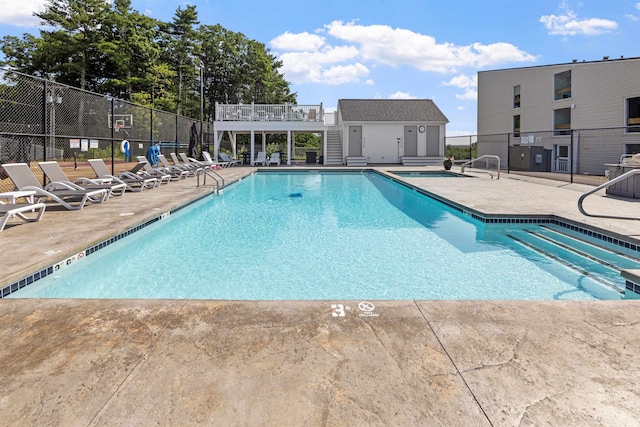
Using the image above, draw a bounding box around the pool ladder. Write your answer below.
[196,167,225,194]
[460,155,501,179]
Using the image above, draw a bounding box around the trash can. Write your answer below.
[306,151,316,164]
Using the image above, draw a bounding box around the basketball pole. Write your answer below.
[199,60,204,159]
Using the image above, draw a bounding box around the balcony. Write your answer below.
[215,103,323,122]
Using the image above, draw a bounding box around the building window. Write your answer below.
[554,70,571,100]
[627,96,640,133]
[513,85,520,108]
[554,108,571,136]
[513,115,520,137]
[625,144,640,154]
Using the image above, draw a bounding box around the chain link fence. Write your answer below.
[0,67,213,191]
[448,126,640,185]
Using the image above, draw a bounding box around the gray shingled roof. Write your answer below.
[338,99,449,123]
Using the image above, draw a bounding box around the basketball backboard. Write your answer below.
[108,114,134,129]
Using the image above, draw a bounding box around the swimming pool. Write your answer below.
[9,171,639,300]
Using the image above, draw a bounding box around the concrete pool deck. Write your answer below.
[1,166,639,426]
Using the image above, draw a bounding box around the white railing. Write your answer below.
[215,103,323,122]
[460,155,501,179]
[554,158,569,172]
[578,169,640,219]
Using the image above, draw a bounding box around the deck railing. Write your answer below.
[215,103,323,122]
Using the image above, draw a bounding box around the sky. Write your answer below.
[1,0,639,135]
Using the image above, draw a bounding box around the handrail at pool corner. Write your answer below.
[460,155,501,179]
[578,168,640,220]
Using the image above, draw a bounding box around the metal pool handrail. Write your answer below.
[460,155,501,179]
[196,167,225,193]
[578,168,640,220]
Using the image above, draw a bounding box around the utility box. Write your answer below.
[305,151,317,164]
[509,145,551,172]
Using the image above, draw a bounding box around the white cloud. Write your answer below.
[270,31,325,51]
[443,74,477,89]
[443,74,477,101]
[321,63,369,85]
[0,0,114,26]
[540,1,618,36]
[277,46,366,84]
[270,20,535,85]
[626,2,640,20]
[455,89,477,101]
[446,129,477,138]
[324,20,535,73]
[457,106,466,111]
[388,91,418,99]
[365,79,374,86]
[0,0,46,26]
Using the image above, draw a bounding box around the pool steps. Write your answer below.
[508,224,640,298]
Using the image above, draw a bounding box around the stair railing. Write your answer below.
[578,168,640,220]
[196,167,225,194]
[460,155,501,179]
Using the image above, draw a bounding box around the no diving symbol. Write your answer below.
[358,301,379,317]
[358,301,375,312]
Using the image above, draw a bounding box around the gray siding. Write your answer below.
[478,58,640,175]
[478,58,640,135]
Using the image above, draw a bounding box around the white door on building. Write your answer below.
[348,126,362,156]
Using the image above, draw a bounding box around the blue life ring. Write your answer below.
[120,140,130,153]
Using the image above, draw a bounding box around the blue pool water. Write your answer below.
[10,171,637,300]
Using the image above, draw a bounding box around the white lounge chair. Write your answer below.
[267,152,281,166]
[255,151,267,166]
[135,156,174,184]
[180,152,210,169]
[3,163,108,210]
[0,199,47,232]
[38,161,126,198]
[202,151,216,165]
[88,159,158,191]
[171,153,203,174]
[158,154,193,178]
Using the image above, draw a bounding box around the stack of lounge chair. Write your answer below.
[88,159,159,191]
[3,163,109,210]
[38,161,127,198]
[0,152,232,232]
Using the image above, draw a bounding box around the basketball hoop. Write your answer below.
[114,124,122,133]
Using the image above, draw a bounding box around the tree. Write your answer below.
[163,5,199,116]
[446,143,477,160]
[98,0,163,100]
[0,2,295,122]
[198,24,296,120]
[33,0,112,91]
[0,35,48,77]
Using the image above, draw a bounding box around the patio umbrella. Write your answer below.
[188,122,198,158]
